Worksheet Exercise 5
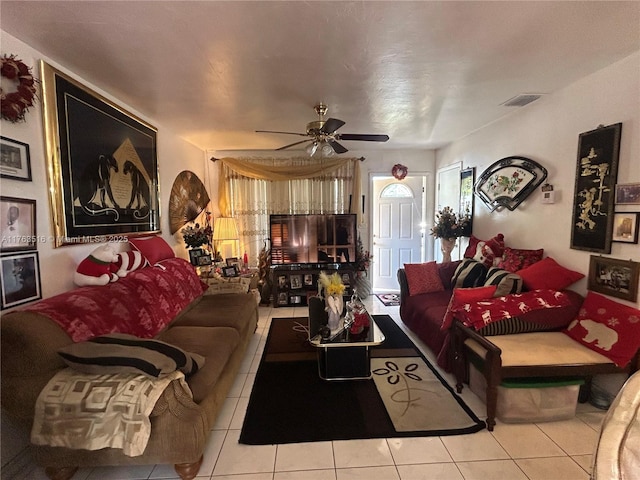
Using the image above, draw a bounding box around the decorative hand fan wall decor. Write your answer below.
[169,171,210,234]
[474,156,547,211]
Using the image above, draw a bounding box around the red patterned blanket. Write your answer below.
[23,258,207,342]
[454,289,573,331]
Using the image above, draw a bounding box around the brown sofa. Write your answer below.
[1,258,258,480]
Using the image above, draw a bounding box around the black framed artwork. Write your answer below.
[460,167,475,236]
[0,136,32,181]
[40,61,160,247]
[1,251,42,310]
[570,123,622,253]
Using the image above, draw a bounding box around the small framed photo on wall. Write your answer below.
[1,251,42,310]
[612,212,639,244]
[615,183,640,205]
[0,136,32,181]
[0,197,36,252]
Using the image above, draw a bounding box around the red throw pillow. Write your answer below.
[404,262,445,296]
[129,236,175,265]
[497,247,544,273]
[563,292,640,367]
[441,285,497,331]
[517,257,584,291]
[464,234,505,260]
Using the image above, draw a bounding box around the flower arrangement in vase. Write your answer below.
[318,272,345,333]
[430,206,471,262]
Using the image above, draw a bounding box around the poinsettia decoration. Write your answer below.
[1,55,38,123]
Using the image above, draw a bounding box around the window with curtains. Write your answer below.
[215,157,361,265]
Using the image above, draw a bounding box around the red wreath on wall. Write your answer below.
[392,163,408,180]
[1,55,37,123]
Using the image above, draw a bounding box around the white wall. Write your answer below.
[0,31,207,301]
[0,31,206,468]
[437,51,640,308]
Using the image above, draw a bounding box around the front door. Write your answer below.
[371,175,426,293]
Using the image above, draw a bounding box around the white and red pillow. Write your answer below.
[563,292,640,367]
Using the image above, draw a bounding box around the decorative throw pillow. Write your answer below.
[484,267,523,297]
[517,257,584,291]
[451,258,488,288]
[472,241,495,268]
[441,285,497,331]
[113,251,148,278]
[404,262,445,296]
[129,236,175,265]
[58,333,205,377]
[563,292,640,367]
[497,247,544,273]
[463,234,505,260]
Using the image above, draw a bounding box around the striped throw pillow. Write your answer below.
[477,317,556,336]
[451,259,488,288]
[484,267,523,297]
[58,333,204,378]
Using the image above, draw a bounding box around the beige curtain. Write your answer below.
[215,156,362,265]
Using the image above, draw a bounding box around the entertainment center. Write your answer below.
[269,213,357,307]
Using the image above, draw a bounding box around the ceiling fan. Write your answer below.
[256,103,389,155]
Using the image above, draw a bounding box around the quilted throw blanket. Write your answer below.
[455,289,572,331]
[31,368,191,456]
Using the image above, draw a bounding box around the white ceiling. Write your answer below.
[2,1,639,153]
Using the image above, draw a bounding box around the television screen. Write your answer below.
[270,214,357,265]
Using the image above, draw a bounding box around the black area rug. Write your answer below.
[239,315,485,445]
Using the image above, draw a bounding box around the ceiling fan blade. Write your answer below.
[321,118,345,134]
[338,133,389,142]
[256,130,309,137]
[276,139,313,150]
[328,140,348,154]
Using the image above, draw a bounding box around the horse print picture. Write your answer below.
[41,61,159,246]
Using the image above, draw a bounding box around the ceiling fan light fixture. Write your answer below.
[306,141,319,156]
[320,142,334,157]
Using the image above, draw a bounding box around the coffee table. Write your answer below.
[309,313,385,380]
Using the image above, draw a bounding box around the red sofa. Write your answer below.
[397,260,584,371]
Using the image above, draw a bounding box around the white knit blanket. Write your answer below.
[31,368,190,456]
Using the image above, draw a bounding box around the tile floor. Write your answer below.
[11,297,606,480]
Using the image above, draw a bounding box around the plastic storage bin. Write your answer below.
[469,364,583,423]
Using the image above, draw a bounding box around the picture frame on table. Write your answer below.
[1,251,42,310]
[222,265,238,277]
[612,212,639,244]
[0,136,32,181]
[570,123,622,253]
[188,248,204,266]
[588,255,639,302]
[40,61,160,247]
[226,257,241,272]
[290,274,302,289]
[615,183,640,205]
[197,254,212,266]
[0,197,36,252]
[304,274,314,286]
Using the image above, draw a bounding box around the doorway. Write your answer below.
[371,174,428,293]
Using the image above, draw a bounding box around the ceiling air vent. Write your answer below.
[501,94,543,107]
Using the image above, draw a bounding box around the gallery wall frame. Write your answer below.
[588,255,639,302]
[570,123,622,253]
[1,251,42,310]
[40,60,160,247]
[615,182,640,205]
[0,196,36,252]
[0,136,32,181]
[612,212,639,244]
